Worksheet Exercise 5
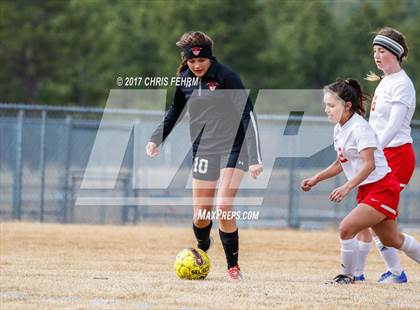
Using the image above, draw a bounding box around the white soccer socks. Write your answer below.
[354,240,371,277]
[399,233,420,263]
[340,238,358,275]
[373,236,403,275]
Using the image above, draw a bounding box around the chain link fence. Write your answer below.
[1,103,419,228]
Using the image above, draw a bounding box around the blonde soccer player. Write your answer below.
[301,79,419,284]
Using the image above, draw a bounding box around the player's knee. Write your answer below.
[216,204,232,213]
[193,208,211,226]
[216,196,234,209]
[339,222,356,240]
[215,205,236,224]
[193,216,211,227]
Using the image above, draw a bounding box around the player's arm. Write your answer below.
[147,87,187,157]
[329,148,375,203]
[378,103,408,148]
[301,158,342,191]
[314,158,343,182]
[225,72,263,179]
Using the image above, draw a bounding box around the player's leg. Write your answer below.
[375,144,416,282]
[328,203,386,284]
[371,228,404,282]
[192,154,219,252]
[217,166,245,280]
[372,220,420,264]
[354,228,372,281]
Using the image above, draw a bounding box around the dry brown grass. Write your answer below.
[0,222,419,309]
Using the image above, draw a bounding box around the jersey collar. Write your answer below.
[339,112,359,130]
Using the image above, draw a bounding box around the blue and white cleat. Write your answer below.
[378,270,407,283]
[354,274,365,282]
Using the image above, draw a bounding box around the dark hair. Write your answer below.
[324,79,370,116]
[175,31,214,76]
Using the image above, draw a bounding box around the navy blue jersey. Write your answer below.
[150,59,262,165]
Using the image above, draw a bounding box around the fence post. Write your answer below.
[69,175,76,224]
[39,110,47,222]
[63,115,72,223]
[287,157,300,228]
[12,110,24,220]
[121,177,129,225]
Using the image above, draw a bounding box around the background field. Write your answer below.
[1,222,419,309]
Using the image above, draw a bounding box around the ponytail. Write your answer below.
[324,78,370,117]
[345,79,369,116]
[176,53,188,76]
[365,71,382,82]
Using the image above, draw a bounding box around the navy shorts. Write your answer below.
[192,151,248,181]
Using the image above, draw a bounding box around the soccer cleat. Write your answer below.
[227,265,243,280]
[325,274,355,284]
[378,271,392,282]
[354,274,365,282]
[378,270,407,283]
[197,236,213,253]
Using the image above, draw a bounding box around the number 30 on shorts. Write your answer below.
[193,157,209,174]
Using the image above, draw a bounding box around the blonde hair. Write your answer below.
[365,71,382,82]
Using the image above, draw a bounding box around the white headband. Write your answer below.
[373,34,404,58]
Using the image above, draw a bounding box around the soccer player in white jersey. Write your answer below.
[354,27,416,283]
[301,79,419,284]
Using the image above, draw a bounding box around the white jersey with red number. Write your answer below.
[334,113,390,185]
[369,70,416,147]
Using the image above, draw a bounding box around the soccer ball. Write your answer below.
[174,248,211,280]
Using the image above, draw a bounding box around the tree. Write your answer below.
[0,0,68,103]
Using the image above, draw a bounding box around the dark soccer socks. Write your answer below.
[193,222,240,268]
[219,229,239,269]
[193,220,213,252]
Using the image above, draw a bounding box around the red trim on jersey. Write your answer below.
[337,146,348,163]
[371,95,377,112]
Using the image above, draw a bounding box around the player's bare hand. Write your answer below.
[146,142,159,158]
[249,164,263,179]
[301,177,317,191]
[329,184,351,203]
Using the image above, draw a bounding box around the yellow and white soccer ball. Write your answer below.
[174,248,211,280]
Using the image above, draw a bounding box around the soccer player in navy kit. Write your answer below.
[146,31,263,280]
[354,27,417,283]
[301,79,419,284]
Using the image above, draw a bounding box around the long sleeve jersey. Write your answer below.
[150,59,262,165]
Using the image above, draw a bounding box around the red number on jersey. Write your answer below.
[371,95,377,112]
[338,147,348,163]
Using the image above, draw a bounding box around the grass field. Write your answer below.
[0,222,419,309]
